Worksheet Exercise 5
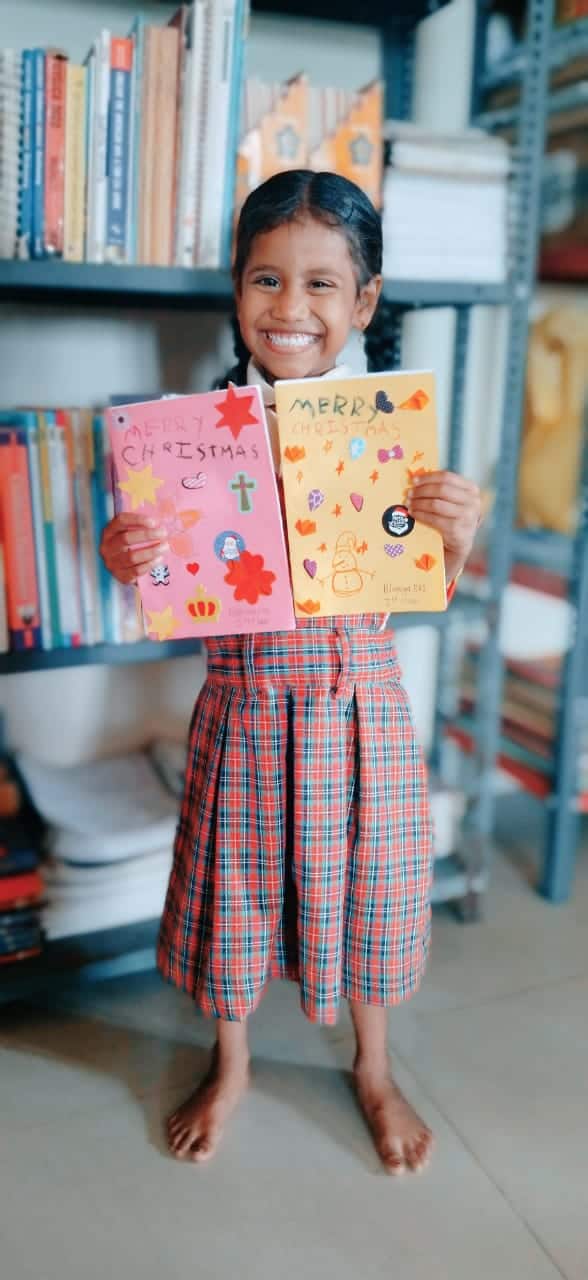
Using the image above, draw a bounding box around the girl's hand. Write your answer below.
[407,471,481,583]
[99,513,169,586]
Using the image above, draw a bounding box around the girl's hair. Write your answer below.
[218,169,383,387]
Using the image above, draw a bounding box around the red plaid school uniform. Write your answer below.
[157,614,434,1025]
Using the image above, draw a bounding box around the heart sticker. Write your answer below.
[375,390,394,414]
[350,493,364,512]
[186,563,200,576]
[303,559,317,579]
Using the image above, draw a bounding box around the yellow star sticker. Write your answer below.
[146,605,179,642]
[118,464,164,510]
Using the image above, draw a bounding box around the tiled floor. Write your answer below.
[2,814,587,1280]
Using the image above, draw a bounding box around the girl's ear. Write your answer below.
[353,275,383,331]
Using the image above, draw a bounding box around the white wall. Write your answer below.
[0,0,530,762]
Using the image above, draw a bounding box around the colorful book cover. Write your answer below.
[0,411,51,649]
[85,30,110,263]
[0,425,41,650]
[0,544,8,653]
[310,81,383,209]
[91,413,116,643]
[44,50,68,256]
[105,36,133,259]
[64,63,87,262]
[275,371,447,618]
[31,48,45,259]
[18,50,34,259]
[106,388,296,640]
[55,410,83,646]
[220,0,247,267]
[72,410,103,645]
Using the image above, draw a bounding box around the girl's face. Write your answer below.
[235,217,382,383]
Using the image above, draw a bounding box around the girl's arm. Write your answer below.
[99,513,169,585]
[406,471,481,593]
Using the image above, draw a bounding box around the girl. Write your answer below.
[100,171,480,1176]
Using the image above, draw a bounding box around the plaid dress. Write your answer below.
[157,614,434,1026]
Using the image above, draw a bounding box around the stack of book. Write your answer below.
[237,74,383,214]
[382,122,511,283]
[0,759,44,964]
[17,747,180,940]
[457,647,588,798]
[0,0,246,270]
[0,408,142,653]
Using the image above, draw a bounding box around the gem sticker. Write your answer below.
[349,437,366,460]
[308,489,325,512]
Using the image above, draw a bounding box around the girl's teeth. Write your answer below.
[266,332,316,349]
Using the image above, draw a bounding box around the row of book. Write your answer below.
[0,759,44,964]
[0,0,246,269]
[0,407,141,653]
[382,122,511,284]
[237,74,382,212]
[457,649,588,799]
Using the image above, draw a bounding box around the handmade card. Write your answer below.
[275,370,447,617]
[106,388,296,640]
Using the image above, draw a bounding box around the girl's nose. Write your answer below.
[270,286,308,322]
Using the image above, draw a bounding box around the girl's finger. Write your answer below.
[113,547,166,571]
[409,481,479,508]
[110,529,168,553]
[408,498,470,520]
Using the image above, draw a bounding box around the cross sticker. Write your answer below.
[230,472,257,514]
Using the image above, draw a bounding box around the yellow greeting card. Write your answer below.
[275,371,447,617]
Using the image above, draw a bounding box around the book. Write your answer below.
[17,50,34,259]
[37,411,63,647]
[44,50,68,256]
[137,25,158,265]
[197,0,237,267]
[105,36,133,261]
[85,29,110,263]
[31,48,45,259]
[126,15,145,264]
[55,410,83,646]
[91,413,116,643]
[152,26,180,267]
[173,2,204,266]
[220,0,247,267]
[0,545,7,653]
[0,870,44,910]
[0,424,41,649]
[0,50,21,260]
[0,410,51,649]
[275,371,447,618]
[106,388,296,639]
[71,410,103,645]
[63,63,87,262]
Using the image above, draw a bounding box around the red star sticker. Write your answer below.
[336,459,345,475]
[214,387,258,441]
[332,504,342,518]
[369,469,379,484]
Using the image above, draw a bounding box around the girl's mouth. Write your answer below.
[262,331,321,352]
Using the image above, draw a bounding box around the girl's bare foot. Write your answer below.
[167,1044,250,1163]
[353,1060,434,1175]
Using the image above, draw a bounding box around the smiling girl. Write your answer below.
[100,171,480,1175]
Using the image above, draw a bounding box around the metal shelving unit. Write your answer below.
[0,0,553,999]
[441,0,588,905]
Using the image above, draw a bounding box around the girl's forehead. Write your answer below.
[246,217,353,268]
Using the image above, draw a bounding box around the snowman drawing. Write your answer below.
[320,531,374,597]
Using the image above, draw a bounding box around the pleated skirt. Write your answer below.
[157,616,433,1025]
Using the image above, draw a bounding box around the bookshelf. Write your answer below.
[0,0,563,998]
[0,638,201,675]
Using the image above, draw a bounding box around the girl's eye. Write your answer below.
[254,275,280,288]
[310,280,334,291]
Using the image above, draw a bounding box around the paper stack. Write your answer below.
[17,748,181,940]
[383,121,511,283]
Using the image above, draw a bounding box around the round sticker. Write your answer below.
[381,505,415,538]
[214,530,246,562]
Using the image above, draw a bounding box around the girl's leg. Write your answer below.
[167,1016,250,1163]
[349,1000,434,1175]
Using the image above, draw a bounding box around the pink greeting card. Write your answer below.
[106,388,296,640]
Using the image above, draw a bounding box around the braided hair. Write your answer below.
[216,169,383,388]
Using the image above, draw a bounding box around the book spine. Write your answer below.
[37,412,63,648]
[31,49,45,260]
[196,0,236,268]
[174,0,207,267]
[105,37,133,261]
[127,17,144,264]
[138,27,157,264]
[24,415,52,649]
[54,411,82,647]
[220,0,246,268]
[0,544,8,654]
[72,410,103,645]
[18,51,34,259]
[44,51,67,256]
[63,64,86,262]
[91,413,115,643]
[152,27,180,267]
[0,426,41,651]
[87,31,110,263]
